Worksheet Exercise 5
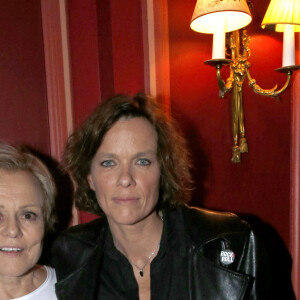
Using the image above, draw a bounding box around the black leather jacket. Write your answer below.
[50,205,294,299]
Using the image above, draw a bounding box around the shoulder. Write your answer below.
[175,205,254,277]
[179,206,295,298]
[44,265,57,282]
[55,216,106,245]
[49,217,107,276]
[18,266,58,300]
[178,205,251,246]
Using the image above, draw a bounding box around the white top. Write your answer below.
[11,266,57,300]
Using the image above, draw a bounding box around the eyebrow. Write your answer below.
[19,205,42,209]
[98,151,157,158]
[134,151,157,157]
[97,153,117,159]
[0,204,41,209]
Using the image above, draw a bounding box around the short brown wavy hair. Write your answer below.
[63,94,192,215]
[0,144,57,232]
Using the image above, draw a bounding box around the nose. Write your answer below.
[1,216,22,238]
[117,165,136,187]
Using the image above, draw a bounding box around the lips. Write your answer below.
[112,197,139,204]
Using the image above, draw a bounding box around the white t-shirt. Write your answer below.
[12,266,57,300]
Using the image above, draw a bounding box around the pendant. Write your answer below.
[139,270,144,277]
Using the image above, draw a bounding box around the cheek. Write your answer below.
[25,224,44,246]
[31,231,44,247]
[94,176,115,195]
[141,170,161,195]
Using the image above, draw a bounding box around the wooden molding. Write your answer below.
[143,0,170,116]
[41,0,74,161]
[41,0,79,225]
[141,0,152,95]
[291,69,300,298]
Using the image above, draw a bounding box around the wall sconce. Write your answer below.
[190,0,300,163]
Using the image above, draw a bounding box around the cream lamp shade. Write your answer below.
[261,0,300,67]
[190,0,252,34]
[190,0,252,59]
[261,0,300,32]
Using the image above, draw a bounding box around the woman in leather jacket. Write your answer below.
[51,94,294,299]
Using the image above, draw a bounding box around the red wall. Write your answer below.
[67,0,146,223]
[68,0,145,127]
[168,0,291,246]
[67,0,101,128]
[0,0,50,154]
[67,0,293,248]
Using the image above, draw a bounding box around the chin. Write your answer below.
[114,217,140,226]
[107,212,140,225]
[1,265,34,278]
[110,210,156,226]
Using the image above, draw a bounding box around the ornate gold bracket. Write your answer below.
[205,29,300,163]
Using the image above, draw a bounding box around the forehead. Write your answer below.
[0,170,44,208]
[99,118,158,152]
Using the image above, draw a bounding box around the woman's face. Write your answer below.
[0,170,45,279]
[88,117,161,226]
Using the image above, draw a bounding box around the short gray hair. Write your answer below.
[0,144,57,232]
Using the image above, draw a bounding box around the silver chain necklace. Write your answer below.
[130,241,160,277]
[130,214,163,277]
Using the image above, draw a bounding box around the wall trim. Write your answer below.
[291,69,300,298]
[41,0,74,160]
[41,0,79,225]
[143,0,170,116]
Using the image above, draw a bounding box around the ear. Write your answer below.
[87,174,95,191]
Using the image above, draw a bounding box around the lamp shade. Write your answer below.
[190,0,252,34]
[261,0,300,32]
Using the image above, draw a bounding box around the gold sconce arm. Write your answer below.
[216,65,233,98]
[247,69,293,97]
[205,59,233,98]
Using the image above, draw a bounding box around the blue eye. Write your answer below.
[101,160,115,167]
[137,158,151,166]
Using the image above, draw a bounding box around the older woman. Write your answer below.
[0,144,57,300]
[51,94,292,299]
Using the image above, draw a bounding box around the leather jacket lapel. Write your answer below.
[189,253,249,300]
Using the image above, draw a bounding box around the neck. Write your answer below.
[109,211,163,263]
[0,265,46,300]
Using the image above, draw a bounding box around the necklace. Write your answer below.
[130,214,163,277]
[130,241,160,277]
